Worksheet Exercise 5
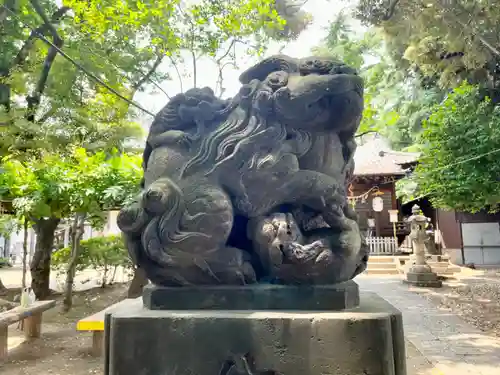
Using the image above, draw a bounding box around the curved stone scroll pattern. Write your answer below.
[118,54,369,286]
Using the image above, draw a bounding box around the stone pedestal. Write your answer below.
[404,264,443,288]
[403,205,442,288]
[105,283,407,375]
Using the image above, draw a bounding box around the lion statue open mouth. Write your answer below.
[117,55,369,286]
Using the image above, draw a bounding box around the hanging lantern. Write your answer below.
[372,196,384,212]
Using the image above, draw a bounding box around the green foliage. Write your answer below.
[413,82,500,212]
[313,11,448,149]
[0,257,12,268]
[0,215,19,237]
[355,0,500,93]
[1,0,311,158]
[313,5,500,212]
[0,148,142,221]
[312,12,381,70]
[63,0,307,88]
[1,0,148,158]
[52,235,132,285]
[312,14,441,146]
[312,14,385,137]
[65,0,288,52]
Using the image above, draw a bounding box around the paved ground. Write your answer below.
[0,265,131,292]
[356,275,500,375]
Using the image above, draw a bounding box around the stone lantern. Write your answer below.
[403,205,442,287]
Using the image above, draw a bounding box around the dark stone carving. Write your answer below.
[219,353,282,375]
[117,55,368,286]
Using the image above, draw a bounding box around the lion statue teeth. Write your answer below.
[117,55,369,286]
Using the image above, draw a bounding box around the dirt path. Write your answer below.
[1,283,128,375]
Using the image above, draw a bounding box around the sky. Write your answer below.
[133,0,361,129]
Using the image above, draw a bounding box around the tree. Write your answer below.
[52,235,133,289]
[313,11,448,149]
[0,215,13,293]
[411,82,500,212]
[61,149,141,311]
[0,154,73,298]
[354,0,500,98]
[65,0,311,96]
[0,149,141,299]
[1,0,148,159]
[312,13,384,137]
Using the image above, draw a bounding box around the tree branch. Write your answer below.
[81,45,170,99]
[132,54,164,93]
[214,39,238,98]
[36,106,57,124]
[1,5,68,112]
[190,38,197,88]
[0,0,16,26]
[382,0,400,21]
[355,130,379,138]
[168,55,184,93]
[177,2,197,88]
[26,0,65,122]
[435,0,500,58]
[11,6,70,72]
[4,4,155,117]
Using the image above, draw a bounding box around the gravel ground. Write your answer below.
[409,268,500,337]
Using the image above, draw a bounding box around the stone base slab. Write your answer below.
[404,270,442,288]
[142,281,359,311]
[105,292,407,375]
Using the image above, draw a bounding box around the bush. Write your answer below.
[52,235,133,286]
[0,257,11,268]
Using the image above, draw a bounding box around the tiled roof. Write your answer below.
[353,135,420,176]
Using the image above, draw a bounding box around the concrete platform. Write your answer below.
[105,290,407,375]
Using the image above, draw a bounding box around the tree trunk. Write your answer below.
[0,277,7,295]
[21,218,28,288]
[62,214,85,312]
[101,263,108,288]
[3,236,10,258]
[30,217,60,300]
[127,267,148,298]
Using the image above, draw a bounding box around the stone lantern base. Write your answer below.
[403,264,442,288]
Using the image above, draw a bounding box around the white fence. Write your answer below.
[367,237,398,255]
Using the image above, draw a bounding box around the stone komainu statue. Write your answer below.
[117,55,369,286]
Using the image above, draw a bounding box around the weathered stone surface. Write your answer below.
[403,205,442,288]
[142,281,359,310]
[106,292,406,375]
[404,270,443,288]
[117,55,368,286]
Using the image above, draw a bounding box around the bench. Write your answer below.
[0,300,56,360]
[77,298,140,356]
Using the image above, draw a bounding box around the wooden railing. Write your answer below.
[366,237,398,255]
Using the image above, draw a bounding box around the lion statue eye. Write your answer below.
[265,71,288,90]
